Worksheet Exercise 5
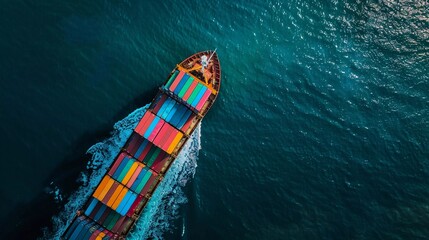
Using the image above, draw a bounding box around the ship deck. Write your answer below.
[61,50,220,240]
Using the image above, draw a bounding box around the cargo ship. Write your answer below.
[62,50,221,239]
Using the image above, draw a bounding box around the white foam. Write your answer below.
[42,105,201,240]
[42,106,146,239]
[47,182,64,203]
[128,124,201,240]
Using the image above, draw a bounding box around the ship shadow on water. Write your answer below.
[0,88,158,240]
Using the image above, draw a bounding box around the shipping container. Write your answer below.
[173,74,190,95]
[191,85,207,107]
[168,71,185,92]
[182,80,198,101]
[196,88,212,110]
[63,216,115,240]
[187,83,203,107]
[164,70,179,89]
[178,76,194,98]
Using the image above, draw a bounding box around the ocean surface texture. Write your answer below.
[0,0,428,239]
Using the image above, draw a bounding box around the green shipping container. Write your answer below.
[178,77,194,98]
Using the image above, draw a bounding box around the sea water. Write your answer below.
[0,0,428,239]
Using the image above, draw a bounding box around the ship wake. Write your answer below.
[42,106,200,239]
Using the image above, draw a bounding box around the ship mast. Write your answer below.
[202,49,217,71]
[201,48,217,83]
[207,48,217,63]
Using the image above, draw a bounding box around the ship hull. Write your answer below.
[62,51,220,239]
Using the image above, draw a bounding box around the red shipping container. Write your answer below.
[135,112,156,136]
[137,143,152,162]
[140,174,159,196]
[124,134,138,154]
[156,124,173,149]
[153,94,167,114]
[108,153,126,176]
[134,112,151,133]
[127,134,143,156]
[183,80,198,101]
[102,182,119,205]
[156,125,170,148]
[196,88,212,111]
[151,153,169,173]
[117,218,133,236]
[162,129,179,151]
[112,216,127,233]
[148,120,164,142]
[126,195,144,217]
[89,229,101,240]
[169,71,185,92]
[181,114,195,132]
[152,123,169,147]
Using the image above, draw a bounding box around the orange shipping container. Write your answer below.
[102,182,119,204]
[112,187,128,210]
[107,185,124,207]
[96,177,115,201]
[167,132,183,154]
[122,162,139,185]
[162,129,179,151]
[93,176,109,199]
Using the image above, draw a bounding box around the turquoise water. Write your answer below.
[0,0,428,239]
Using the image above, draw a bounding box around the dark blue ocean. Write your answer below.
[0,0,428,239]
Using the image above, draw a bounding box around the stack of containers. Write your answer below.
[73,151,158,235]
[134,111,183,154]
[84,196,129,234]
[125,132,170,173]
[151,94,195,132]
[164,70,212,111]
[62,216,114,240]
[107,155,158,197]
